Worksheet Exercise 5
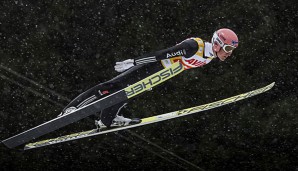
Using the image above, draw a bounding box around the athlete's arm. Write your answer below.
[134,39,198,65]
[114,38,199,72]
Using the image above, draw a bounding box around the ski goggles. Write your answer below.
[222,44,236,53]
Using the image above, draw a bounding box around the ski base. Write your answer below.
[24,82,275,150]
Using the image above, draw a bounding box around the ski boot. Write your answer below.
[111,115,141,127]
[95,119,105,128]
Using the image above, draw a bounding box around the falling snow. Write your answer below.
[0,0,297,170]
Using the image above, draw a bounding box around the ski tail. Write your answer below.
[24,82,275,150]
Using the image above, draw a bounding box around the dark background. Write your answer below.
[0,0,297,170]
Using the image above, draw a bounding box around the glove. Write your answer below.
[114,59,135,72]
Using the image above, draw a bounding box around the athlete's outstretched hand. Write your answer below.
[114,59,135,72]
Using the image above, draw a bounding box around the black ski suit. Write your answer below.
[62,38,202,127]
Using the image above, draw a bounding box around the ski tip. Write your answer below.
[262,82,275,91]
[269,82,275,88]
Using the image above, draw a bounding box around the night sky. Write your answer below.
[0,0,297,170]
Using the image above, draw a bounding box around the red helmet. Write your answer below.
[212,28,239,53]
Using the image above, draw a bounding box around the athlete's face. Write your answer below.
[217,48,233,61]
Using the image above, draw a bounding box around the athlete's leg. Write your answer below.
[60,62,164,127]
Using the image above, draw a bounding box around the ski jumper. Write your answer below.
[62,38,216,127]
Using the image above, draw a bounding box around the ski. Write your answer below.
[2,62,184,149]
[24,82,275,150]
